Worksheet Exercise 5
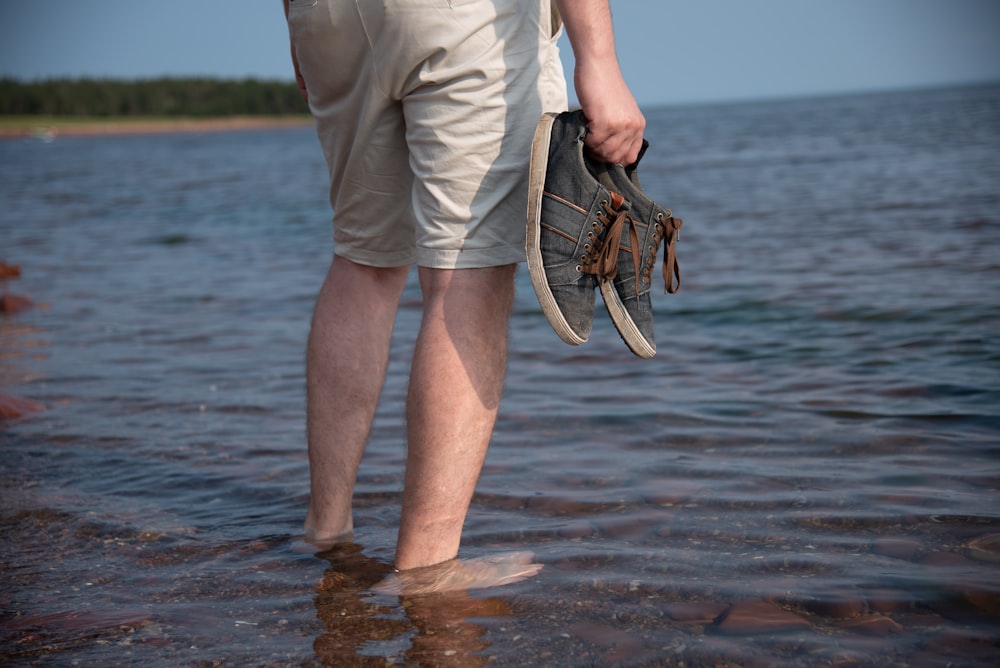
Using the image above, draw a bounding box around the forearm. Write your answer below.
[553,0,645,164]
[553,0,621,69]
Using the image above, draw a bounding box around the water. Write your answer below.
[2,84,999,666]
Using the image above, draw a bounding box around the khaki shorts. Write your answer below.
[287,0,568,268]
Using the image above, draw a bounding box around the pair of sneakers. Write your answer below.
[526,110,682,358]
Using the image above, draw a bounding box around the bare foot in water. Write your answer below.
[290,528,355,554]
[372,552,542,595]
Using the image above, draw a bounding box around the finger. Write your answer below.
[584,131,642,166]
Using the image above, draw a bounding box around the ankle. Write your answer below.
[305,508,353,545]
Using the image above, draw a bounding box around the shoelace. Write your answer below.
[579,193,638,283]
[645,211,682,294]
[594,203,639,283]
[581,195,683,296]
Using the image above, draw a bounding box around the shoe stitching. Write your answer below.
[542,190,588,215]
[540,222,578,244]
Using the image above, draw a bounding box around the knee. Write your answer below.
[418,264,516,298]
[329,255,411,290]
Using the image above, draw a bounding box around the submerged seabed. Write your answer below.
[2,85,999,666]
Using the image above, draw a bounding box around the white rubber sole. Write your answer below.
[599,279,656,359]
[526,112,587,346]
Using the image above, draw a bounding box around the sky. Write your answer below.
[1,0,998,107]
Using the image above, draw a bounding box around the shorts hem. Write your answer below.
[416,246,527,270]
[334,247,416,268]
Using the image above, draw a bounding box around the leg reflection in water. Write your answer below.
[312,544,518,667]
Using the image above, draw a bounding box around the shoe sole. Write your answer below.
[599,280,656,359]
[526,112,588,346]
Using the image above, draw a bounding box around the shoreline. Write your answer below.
[0,115,314,140]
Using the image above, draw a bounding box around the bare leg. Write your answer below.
[394,264,516,570]
[305,256,410,546]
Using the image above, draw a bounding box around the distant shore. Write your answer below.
[0,115,314,140]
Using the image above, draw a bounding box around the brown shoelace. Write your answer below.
[580,192,639,285]
[653,211,682,294]
[581,194,683,296]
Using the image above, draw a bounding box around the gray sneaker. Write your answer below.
[527,110,631,345]
[590,144,683,358]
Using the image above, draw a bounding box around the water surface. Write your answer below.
[2,85,999,666]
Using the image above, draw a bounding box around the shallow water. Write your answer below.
[2,85,999,666]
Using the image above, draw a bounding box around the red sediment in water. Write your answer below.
[0,393,45,419]
[966,533,1000,564]
[961,587,1000,618]
[799,594,867,620]
[1,293,33,314]
[0,606,153,640]
[871,536,924,561]
[917,627,1000,665]
[567,622,647,663]
[713,599,811,635]
[841,614,903,636]
[1,261,33,314]
[866,588,913,614]
[0,261,21,279]
[662,601,730,623]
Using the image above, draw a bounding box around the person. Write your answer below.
[284,0,644,587]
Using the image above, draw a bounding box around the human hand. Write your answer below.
[554,0,645,165]
[574,57,645,165]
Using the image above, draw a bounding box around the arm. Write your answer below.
[283,0,309,102]
[553,0,644,165]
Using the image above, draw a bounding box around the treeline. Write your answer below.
[0,77,309,117]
